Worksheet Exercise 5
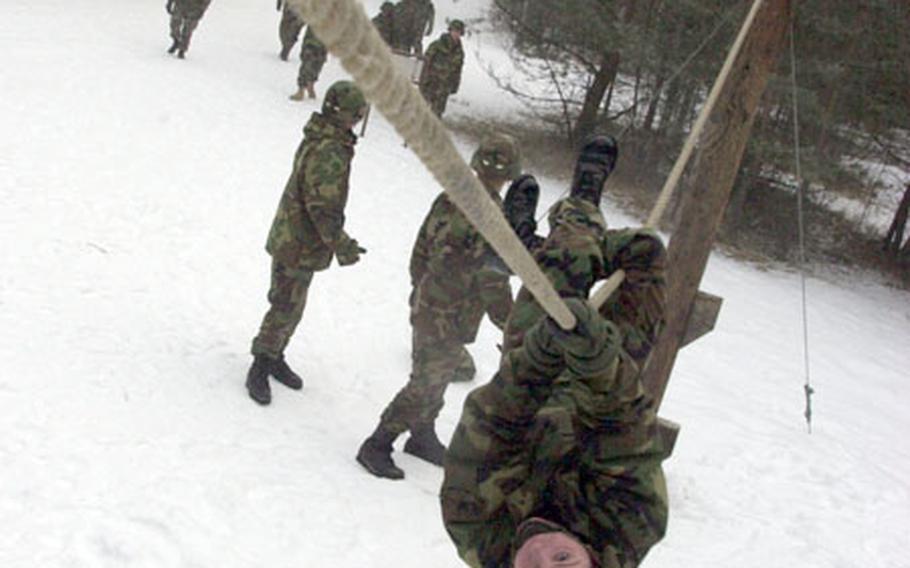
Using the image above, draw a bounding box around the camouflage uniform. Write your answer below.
[167,0,212,56]
[391,0,435,54]
[441,223,670,568]
[357,133,521,479]
[251,112,358,359]
[382,187,513,434]
[372,2,396,47]
[418,28,464,117]
[278,1,305,60]
[297,27,328,90]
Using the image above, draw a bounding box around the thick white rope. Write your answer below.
[589,0,766,310]
[287,0,576,329]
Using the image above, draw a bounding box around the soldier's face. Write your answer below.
[450,29,463,42]
[513,532,592,568]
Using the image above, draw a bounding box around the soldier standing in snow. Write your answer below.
[391,0,435,55]
[418,19,465,118]
[441,136,670,568]
[246,81,369,406]
[356,133,521,480]
[166,0,213,59]
[290,26,327,101]
[277,0,305,61]
[372,2,397,47]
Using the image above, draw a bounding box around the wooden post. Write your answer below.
[643,0,793,409]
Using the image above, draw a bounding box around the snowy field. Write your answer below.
[1,1,909,566]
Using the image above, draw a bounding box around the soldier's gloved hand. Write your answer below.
[276,0,282,11]
[166,0,176,14]
[336,236,367,266]
[541,298,618,377]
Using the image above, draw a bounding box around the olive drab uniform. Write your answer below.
[391,0,435,54]
[441,220,670,568]
[418,26,464,117]
[277,0,305,61]
[166,0,212,58]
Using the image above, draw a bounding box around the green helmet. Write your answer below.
[471,132,521,180]
[449,19,466,34]
[323,80,368,125]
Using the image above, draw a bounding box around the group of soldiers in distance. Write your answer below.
[165,0,463,119]
[164,1,671,566]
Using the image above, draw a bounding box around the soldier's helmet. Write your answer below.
[323,80,368,125]
[380,1,394,13]
[570,134,618,205]
[448,19,466,34]
[471,132,521,181]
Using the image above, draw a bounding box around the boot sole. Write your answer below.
[356,453,405,480]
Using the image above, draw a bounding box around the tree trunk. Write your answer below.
[574,51,621,145]
[883,183,910,254]
[642,0,793,409]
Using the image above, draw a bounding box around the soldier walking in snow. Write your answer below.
[290,27,328,101]
[277,0,305,61]
[246,81,369,406]
[391,0,435,55]
[441,136,670,568]
[418,19,465,118]
[166,0,213,59]
[356,133,521,480]
[372,1,397,47]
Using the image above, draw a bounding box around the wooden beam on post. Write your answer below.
[643,0,793,411]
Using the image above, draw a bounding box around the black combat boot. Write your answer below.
[270,355,303,390]
[403,423,446,466]
[177,48,186,59]
[167,39,180,54]
[245,355,272,405]
[279,45,291,61]
[357,426,405,480]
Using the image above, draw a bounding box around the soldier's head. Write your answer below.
[471,132,521,189]
[570,134,618,206]
[448,19,465,41]
[380,1,394,14]
[322,80,368,129]
[513,518,595,568]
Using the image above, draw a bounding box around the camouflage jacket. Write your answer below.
[502,197,608,353]
[410,189,512,344]
[392,0,434,53]
[441,234,670,567]
[440,323,669,568]
[419,32,464,95]
[372,10,395,46]
[265,112,357,271]
[172,0,211,18]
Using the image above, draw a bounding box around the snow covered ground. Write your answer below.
[1,1,908,566]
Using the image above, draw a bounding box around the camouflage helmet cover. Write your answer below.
[471,132,521,181]
[449,19,466,33]
[322,80,368,125]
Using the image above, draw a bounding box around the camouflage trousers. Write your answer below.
[169,10,202,51]
[251,259,315,359]
[279,7,304,54]
[378,330,472,435]
[297,42,328,87]
[419,85,450,117]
